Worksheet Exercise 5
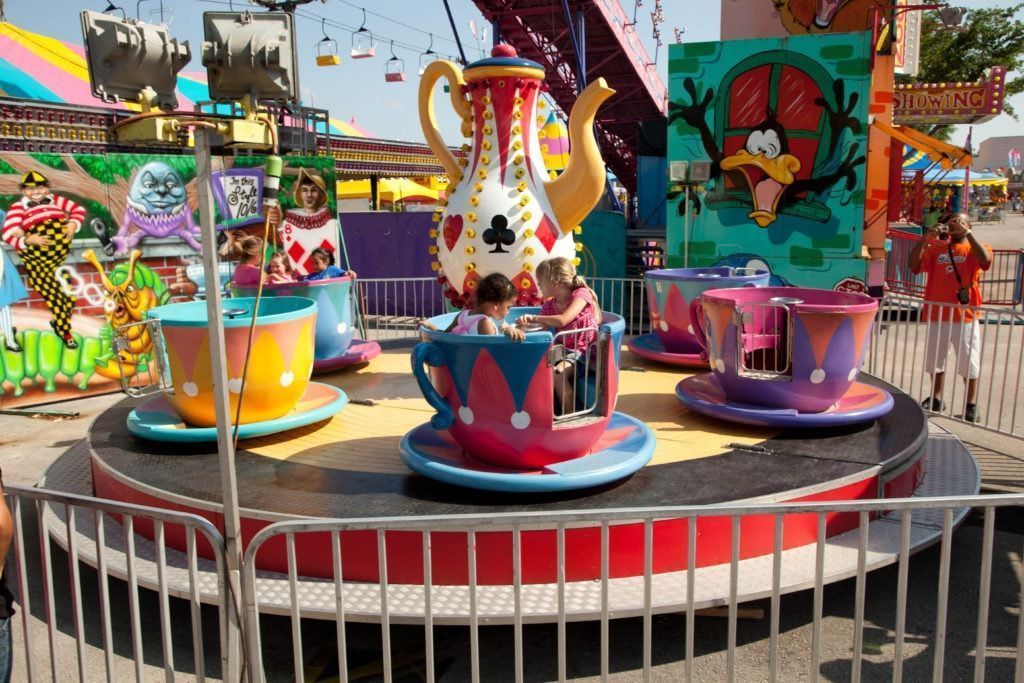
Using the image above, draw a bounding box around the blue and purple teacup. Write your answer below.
[645,267,769,354]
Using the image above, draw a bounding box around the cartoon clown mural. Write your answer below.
[1,171,82,349]
[270,169,340,278]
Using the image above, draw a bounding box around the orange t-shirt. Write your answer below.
[912,239,991,322]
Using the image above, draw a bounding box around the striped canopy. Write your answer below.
[0,22,372,138]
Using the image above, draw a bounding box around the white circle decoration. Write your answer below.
[810,368,826,384]
[510,411,531,429]
[337,322,348,334]
[227,378,243,394]
[687,324,694,335]
[847,367,858,382]
[659,320,669,332]
[182,381,199,397]
[715,358,725,373]
[280,371,295,387]
[458,406,474,424]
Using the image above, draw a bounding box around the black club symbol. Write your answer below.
[482,215,516,254]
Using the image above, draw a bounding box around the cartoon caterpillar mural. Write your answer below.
[0,250,170,397]
[0,328,104,396]
[81,249,170,381]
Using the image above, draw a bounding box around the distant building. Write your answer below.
[975,136,1024,174]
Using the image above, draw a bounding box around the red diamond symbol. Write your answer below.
[535,215,557,253]
[287,240,306,266]
[443,215,463,251]
[319,240,335,253]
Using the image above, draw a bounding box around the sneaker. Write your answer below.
[921,397,945,412]
[963,403,981,423]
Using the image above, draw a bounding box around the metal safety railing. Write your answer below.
[868,295,1024,439]
[239,493,1024,683]
[354,277,653,341]
[550,327,602,421]
[3,484,233,682]
[885,230,1024,306]
[737,299,794,379]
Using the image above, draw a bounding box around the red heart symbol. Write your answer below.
[443,215,463,251]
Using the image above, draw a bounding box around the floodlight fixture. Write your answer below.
[201,11,300,104]
[80,10,191,110]
[937,6,969,30]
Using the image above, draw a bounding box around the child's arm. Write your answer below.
[523,297,588,330]
[500,322,525,342]
[477,317,498,335]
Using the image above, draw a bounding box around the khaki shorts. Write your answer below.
[923,319,981,379]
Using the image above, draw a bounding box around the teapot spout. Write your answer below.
[544,78,615,234]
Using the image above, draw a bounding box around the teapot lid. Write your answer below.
[463,44,544,79]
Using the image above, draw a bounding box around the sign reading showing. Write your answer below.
[894,67,1006,124]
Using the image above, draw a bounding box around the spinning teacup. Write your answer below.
[645,267,769,354]
[690,287,878,413]
[146,296,317,426]
[233,274,354,366]
[412,308,625,469]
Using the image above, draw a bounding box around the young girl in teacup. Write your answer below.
[420,273,525,341]
[265,251,295,284]
[299,247,357,282]
[517,257,603,414]
[230,236,266,287]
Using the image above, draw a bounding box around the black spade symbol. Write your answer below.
[482,214,516,254]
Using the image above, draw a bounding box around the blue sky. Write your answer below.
[8,0,1023,150]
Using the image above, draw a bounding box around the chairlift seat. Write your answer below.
[350,46,376,59]
[385,71,407,83]
[317,54,341,66]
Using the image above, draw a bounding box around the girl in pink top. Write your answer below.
[265,252,295,284]
[517,257,603,414]
[231,236,265,287]
[421,273,525,340]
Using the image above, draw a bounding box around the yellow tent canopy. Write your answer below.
[336,178,440,204]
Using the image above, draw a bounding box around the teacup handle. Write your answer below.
[411,342,454,430]
[689,298,709,359]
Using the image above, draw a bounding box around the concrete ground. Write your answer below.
[0,215,1020,680]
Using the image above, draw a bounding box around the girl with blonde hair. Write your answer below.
[518,257,603,414]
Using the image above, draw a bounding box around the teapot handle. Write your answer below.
[418,61,471,181]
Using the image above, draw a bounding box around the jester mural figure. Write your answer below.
[670,76,865,228]
[1,171,82,349]
[113,161,199,255]
[418,45,613,307]
[267,169,340,278]
[81,249,170,380]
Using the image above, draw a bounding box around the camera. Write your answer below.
[957,287,971,305]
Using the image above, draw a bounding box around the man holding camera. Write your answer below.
[908,213,992,422]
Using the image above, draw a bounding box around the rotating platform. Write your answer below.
[57,344,949,590]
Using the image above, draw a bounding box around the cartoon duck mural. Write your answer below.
[719,109,802,227]
[670,75,865,228]
[774,0,887,34]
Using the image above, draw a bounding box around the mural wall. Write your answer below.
[721,0,887,39]
[666,32,873,292]
[0,152,335,408]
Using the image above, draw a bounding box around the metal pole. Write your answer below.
[194,128,243,681]
[442,0,468,64]
[683,186,691,267]
[963,127,973,215]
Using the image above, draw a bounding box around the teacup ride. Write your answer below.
[629,267,770,367]
[677,287,893,427]
[125,296,348,442]
[402,309,655,492]
[232,274,381,372]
